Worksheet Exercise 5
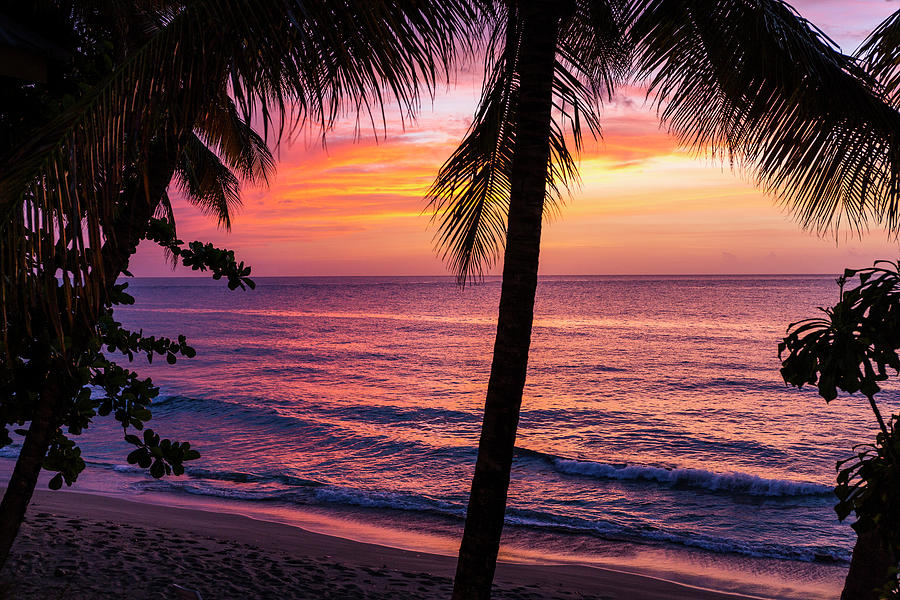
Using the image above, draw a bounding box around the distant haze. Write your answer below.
[130,0,900,277]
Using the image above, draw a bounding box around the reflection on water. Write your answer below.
[27,275,894,596]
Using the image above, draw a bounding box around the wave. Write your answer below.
[503,508,847,563]
[516,448,831,497]
[637,525,847,563]
[113,464,324,488]
[149,394,795,484]
[127,473,846,564]
[132,477,466,519]
[0,444,20,458]
[21,440,843,564]
[152,393,476,434]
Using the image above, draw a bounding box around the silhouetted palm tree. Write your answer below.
[0,0,472,567]
[0,3,278,564]
[430,1,900,598]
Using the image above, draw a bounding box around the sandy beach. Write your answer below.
[0,489,775,600]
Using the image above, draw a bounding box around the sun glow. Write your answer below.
[129,0,900,277]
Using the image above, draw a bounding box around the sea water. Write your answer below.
[4,275,892,594]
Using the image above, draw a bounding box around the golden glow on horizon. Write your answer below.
[130,0,900,277]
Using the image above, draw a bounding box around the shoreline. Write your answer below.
[0,489,836,599]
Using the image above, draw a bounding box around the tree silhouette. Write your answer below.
[430,2,900,598]
[0,0,472,567]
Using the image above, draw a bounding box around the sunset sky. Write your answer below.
[131,0,900,277]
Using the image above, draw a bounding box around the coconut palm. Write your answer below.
[429,1,900,598]
[2,0,472,325]
[0,4,276,564]
[0,90,272,567]
[0,0,474,567]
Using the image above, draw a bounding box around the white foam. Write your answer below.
[552,459,831,497]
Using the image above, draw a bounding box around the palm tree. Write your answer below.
[0,4,278,564]
[0,0,474,567]
[2,0,471,324]
[429,1,900,598]
[0,98,271,567]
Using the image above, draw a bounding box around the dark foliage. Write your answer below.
[780,261,900,597]
[0,218,254,489]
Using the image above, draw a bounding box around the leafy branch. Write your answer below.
[145,218,255,290]
[779,260,900,595]
[1,231,255,490]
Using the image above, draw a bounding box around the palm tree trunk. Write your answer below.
[841,527,896,600]
[451,2,564,598]
[0,367,65,567]
[0,137,180,570]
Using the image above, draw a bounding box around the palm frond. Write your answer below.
[0,0,478,346]
[429,0,630,284]
[630,0,900,234]
[195,91,276,188]
[174,133,242,231]
[557,0,631,138]
[153,191,180,265]
[154,192,176,227]
[857,9,900,105]
[428,10,521,284]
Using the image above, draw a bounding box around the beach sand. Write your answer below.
[0,490,768,600]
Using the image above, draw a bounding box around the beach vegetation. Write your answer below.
[781,261,900,600]
[0,2,265,563]
[430,1,900,598]
[0,0,473,570]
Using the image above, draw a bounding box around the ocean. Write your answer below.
[5,275,892,596]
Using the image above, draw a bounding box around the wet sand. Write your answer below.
[0,490,769,600]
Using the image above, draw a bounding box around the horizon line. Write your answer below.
[125,272,845,278]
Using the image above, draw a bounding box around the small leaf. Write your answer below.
[138,453,152,469]
[48,473,63,490]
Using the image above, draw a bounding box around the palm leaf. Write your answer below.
[174,134,243,231]
[630,0,900,234]
[428,10,520,284]
[429,1,629,284]
[857,9,900,104]
[0,0,477,345]
[194,92,275,189]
